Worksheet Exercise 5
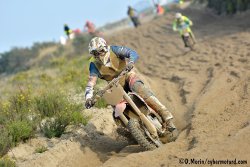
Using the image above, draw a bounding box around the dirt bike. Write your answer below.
[91,69,178,150]
[178,23,196,50]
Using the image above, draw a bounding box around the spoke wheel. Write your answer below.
[128,118,157,150]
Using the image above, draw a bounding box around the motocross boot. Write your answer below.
[145,96,176,132]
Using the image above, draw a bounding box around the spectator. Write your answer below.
[64,24,72,39]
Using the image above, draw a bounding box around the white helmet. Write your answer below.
[88,37,108,55]
[175,12,182,19]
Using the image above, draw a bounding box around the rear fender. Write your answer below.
[128,93,152,115]
[129,93,162,121]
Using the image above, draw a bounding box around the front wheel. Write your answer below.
[186,34,195,51]
[127,118,157,150]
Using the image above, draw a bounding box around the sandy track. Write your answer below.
[103,8,250,167]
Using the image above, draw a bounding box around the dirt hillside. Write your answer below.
[9,7,250,167]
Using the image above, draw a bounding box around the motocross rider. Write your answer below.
[84,20,96,35]
[64,24,72,39]
[84,37,176,132]
[127,6,141,28]
[172,12,196,47]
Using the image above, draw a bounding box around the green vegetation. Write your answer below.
[7,120,34,145]
[0,87,90,153]
[0,128,11,157]
[41,117,69,138]
[196,0,250,14]
[0,33,108,158]
[0,90,37,155]
[34,145,48,153]
[0,156,16,167]
[36,90,88,138]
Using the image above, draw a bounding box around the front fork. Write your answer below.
[119,113,129,126]
[181,28,196,44]
[189,30,196,43]
[122,91,158,138]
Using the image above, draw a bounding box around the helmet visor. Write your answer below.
[90,49,106,58]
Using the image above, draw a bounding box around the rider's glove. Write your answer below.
[85,98,95,109]
[125,62,134,72]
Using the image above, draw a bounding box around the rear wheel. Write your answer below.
[127,118,157,150]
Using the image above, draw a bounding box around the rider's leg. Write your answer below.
[144,95,176,132]
[181,35,188,47]
[131,17,137,27]
[128,75,176,132]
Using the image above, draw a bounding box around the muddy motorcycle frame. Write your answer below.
[92,69,173,150]
[178,23,195,50]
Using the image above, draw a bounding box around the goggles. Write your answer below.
[90,49,106,57]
